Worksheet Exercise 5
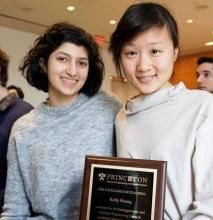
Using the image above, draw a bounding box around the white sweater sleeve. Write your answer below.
[183,100,213,219]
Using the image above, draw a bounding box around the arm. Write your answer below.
[183,100,213,219]
[1,136,31,219]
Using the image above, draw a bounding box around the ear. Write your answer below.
[174,48,179,61]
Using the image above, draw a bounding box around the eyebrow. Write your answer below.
[196,70,212,76]
[198,70,211,73]
[124,41,163,47]
[56,51,88,60]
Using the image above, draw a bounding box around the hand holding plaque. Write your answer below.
[80,156,167,220]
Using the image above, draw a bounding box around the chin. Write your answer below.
[139,89,157,95]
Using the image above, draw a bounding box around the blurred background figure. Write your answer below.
[196,57,213,93]
[0,48,33,213]
[7,85,24,99]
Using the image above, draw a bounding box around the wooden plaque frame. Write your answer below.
[80,155,167,220]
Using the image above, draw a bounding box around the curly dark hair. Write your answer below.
[19,22,104,96]
[0,48,9,87]
[109,2,179,80]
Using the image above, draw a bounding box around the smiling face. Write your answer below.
[196,62,213,93]
[47,42,89,107]
[120,26,178,95]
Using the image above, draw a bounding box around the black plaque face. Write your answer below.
[80,156,167,220]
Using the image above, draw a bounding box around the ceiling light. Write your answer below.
[67,6,75,11]
[186,19,193,23]
[109,20,116,25]
[205,41,213,46]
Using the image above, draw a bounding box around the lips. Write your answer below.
[61,77,78,87]
[136,74,157,83]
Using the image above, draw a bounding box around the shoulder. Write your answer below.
[94,90,123,114]
[10,104,40,137]
[12,97,34,113]
[174,88,213,128]
[183,89,213,106]
[84,90,123,118]
[4,98,33,126]
[93,90,123,109]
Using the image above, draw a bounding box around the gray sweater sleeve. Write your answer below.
[1,137,31,219]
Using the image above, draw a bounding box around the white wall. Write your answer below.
[0,26,47,107]
[0,25,115,107]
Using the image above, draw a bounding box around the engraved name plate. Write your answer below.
[80,156,167,220]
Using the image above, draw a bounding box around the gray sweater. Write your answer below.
[1,91,122,220]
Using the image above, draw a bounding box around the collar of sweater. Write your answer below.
[124,82,186,114]
[37,93,89,116]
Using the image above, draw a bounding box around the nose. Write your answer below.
[197,74,203,83]
[136,52,152,72]
[66,61,77,77]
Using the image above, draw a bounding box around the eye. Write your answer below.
[78,60,88,67]
[150,48,161,57]
[125,50,138,58]
[57,56,67,62]
[204,72,209,78]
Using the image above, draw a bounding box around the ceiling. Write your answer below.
[0,0,212,56]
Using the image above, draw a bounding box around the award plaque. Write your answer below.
[80,156,167,220]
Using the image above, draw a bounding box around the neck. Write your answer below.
[0,86,9,101]
[48,93,79,107]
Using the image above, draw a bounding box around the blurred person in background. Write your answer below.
[196,56,213,93]
[7,85,24,99]
[0,48,33,213]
